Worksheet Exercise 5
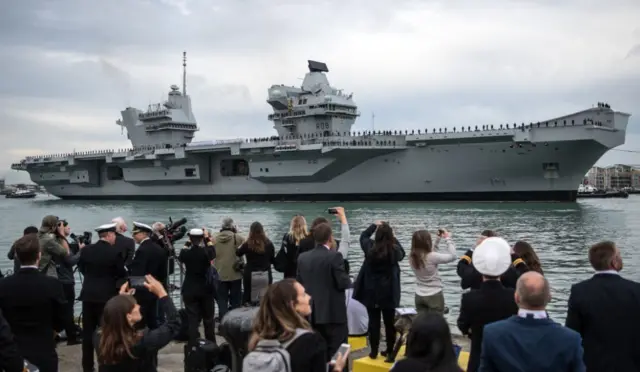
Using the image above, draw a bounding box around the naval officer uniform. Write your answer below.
[78,223,127,372]
[129,222,169,330]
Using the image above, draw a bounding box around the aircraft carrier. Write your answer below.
[10,54,632,202]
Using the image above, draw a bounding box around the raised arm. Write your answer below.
[359,224,377,253]
[136,296,181,352]
[429,232,457,264]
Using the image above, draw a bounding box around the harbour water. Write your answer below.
[1,196,639,332]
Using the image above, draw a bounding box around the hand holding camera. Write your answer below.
[437,228,451,238]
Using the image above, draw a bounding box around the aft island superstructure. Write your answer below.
[10,55,631,202]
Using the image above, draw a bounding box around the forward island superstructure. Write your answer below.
[10,54,631,202]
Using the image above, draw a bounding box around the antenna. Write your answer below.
[371,112,375,131]
[182,51,187,96]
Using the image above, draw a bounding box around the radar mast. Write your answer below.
[182,51,187,96]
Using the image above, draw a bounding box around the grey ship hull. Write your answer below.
[26,129,621,202]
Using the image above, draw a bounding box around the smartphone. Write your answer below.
[128,276,146,289]
[331,343,351,363]
[438,228,445,236]
[328,208,338,214]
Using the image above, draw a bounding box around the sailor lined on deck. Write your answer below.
[457,229,528,290]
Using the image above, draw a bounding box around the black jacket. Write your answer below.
[95,296,181,372]
[457,280,518,372]
[276,233,301,278]
[353,224,405,309]
[565,273,640,372]
[178,243,216,297]
[115,233,136,267]
[457,249,527,289]
[0,308,23,372]
[0,268,66,368]
[128,239,169,302]
[297,245,351,325]
[56,238,81,285]
[78,240,128,303]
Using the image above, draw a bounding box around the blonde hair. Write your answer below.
[288,216,308,244]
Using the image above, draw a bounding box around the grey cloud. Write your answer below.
[2,0,640,179]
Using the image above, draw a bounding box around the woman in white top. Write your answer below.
[409,228,457,315]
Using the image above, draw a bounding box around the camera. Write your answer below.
[328,208,338,214]
[70,231,93,246]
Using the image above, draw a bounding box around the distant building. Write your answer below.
[586,164,640,189]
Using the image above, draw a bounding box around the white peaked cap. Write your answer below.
[95,223,117,233]
[132,221,153,234]
[189,228,204,236]
[472,237,512,277]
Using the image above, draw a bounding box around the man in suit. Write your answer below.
[0,308,24,372]
[565,240,640,372]
[297,222,352,367]
[112,217,135,266]
[480,271,585,371]
[457,230,528,290]
[457,237,518,372]
[78,223,127,372]
[128,221,169,330]
[0,234,66,372]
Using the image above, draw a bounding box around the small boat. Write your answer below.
[5,189,37,199]
[577,190,629,199]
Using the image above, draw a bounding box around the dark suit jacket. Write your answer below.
[457,249,527,290]
[297,245,351,325]
[115,232,136,267]
[565,273,640,372]
[0,308,23,372]
[178,243,215,297]
[0,268,66,364]
[480,315,585,372]
[78,240,127,303]
[457,280,518,372]
[129,239,169,302]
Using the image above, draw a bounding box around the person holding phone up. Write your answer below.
[95,275,182,372]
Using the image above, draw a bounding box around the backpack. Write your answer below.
[242,328,310,372]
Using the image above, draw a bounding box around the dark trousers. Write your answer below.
[315,322,349,370]
[216,279,242,320]
[82,301,105,372]
[26,351,58,372]
[62,283,78,342]
[183,294,216,344]
[139,298,159,330]
[366,307,396,354]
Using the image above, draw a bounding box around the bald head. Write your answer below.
[515,271,550,310]
[112,217,127,233]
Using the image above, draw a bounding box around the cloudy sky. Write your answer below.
[2,0,639,183]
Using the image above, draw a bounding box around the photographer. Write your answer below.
[37,215,70,279]
[178,229,216,344]
[55,219,85,346]
[214,217,245,321]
